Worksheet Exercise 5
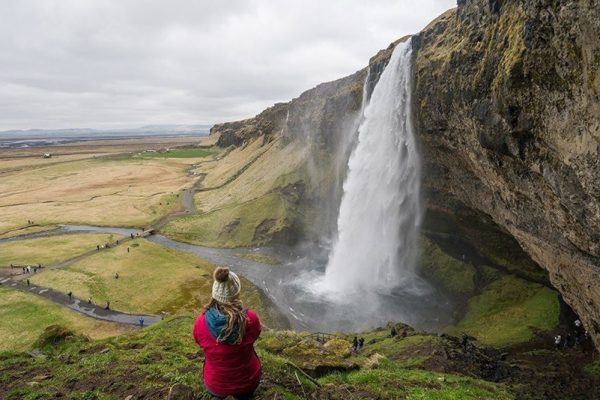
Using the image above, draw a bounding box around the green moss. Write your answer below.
[447,275,559,346]
[419,237,476,297]
[585,359,600,379]
[135,147,218,159]
[320,356,513,399]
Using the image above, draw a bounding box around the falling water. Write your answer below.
[319,39,422,298]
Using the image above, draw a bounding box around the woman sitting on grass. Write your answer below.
[193,267,262,399]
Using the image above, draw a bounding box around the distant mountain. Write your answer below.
[0,125,212,139]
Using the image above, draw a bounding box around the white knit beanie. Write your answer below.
[211,267,241,303]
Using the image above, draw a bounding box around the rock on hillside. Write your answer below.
[207,1,600,346]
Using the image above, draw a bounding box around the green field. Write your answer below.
[136,147,217,159]
[0,287,132,352]
[29,239,282,326]
[0,233,120,267]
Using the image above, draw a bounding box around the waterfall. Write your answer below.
[319,39,422,298]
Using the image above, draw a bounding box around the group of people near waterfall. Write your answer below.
[554,319,589,351]
[352,336,365,352]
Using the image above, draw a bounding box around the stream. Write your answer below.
[1,223,454,332]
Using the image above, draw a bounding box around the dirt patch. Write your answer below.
[253,219,276,242]
[222,218,241,234]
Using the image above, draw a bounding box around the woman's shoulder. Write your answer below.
[245,309,261,327]
[193,313,207,332]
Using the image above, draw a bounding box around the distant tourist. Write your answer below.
[68,291,72,300]
[26,279,30,286]
[390,326,397,337]
[555,334,562,350]
[114,272,119,279]
[116,240,119,245]
[130,233,134,239]
[193,267,262,399]
[26,266,31,274]
[105,300,110,310]
[359,337,365,350]
[139,317,145,327]
[88,297,93,304]
[127,247,130,253]
[97,245,100,251]
[352,336,358,352]
[22,267,26,273]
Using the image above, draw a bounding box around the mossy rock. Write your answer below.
[33,325,87,350]
[447,274,560,347]
[281,337,357,374]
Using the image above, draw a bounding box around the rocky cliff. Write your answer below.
[413,0,600,346]
[208,0,600,346]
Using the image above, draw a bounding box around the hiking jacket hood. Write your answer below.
[193,309,261,396]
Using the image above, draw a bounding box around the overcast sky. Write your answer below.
[0,0,455,130]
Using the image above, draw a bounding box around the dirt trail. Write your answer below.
[0,275,160,325]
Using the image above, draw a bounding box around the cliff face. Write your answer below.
[413,0,600,344]
[208,1,600,344]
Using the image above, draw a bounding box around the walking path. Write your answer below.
[0,276,161,325]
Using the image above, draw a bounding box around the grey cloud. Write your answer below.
[0,0,455,130]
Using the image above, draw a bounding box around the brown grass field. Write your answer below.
[0,145,210,233]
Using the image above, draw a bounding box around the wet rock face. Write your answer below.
[415,0,600,345]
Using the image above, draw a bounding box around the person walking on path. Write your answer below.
[352,336,359,352]
[193,267,262,399]
[97,245,100,251]
[359,337,365,350]
[88,297,93,304]
[115,272,119,279]
[26,279,30,286]
[68,291,72,300]
[139,317,145,327]
[127,247,130,253]
[105,300,110,310]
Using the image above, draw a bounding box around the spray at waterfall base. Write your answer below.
[266,40,455,333]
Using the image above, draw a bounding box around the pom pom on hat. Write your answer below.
[211,267,241,303]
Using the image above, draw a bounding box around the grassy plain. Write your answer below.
[134,147,218,159]
[0,157,198,232]
[0,233,119,266]
[0,287,133,352]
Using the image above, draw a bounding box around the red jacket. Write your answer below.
[193,309,262,396]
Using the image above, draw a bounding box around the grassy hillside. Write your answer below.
[162,138,310,247]
[0,317,515,400]
[0,287,133,352]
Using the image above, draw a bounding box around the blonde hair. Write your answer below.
[202,298,248,345]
